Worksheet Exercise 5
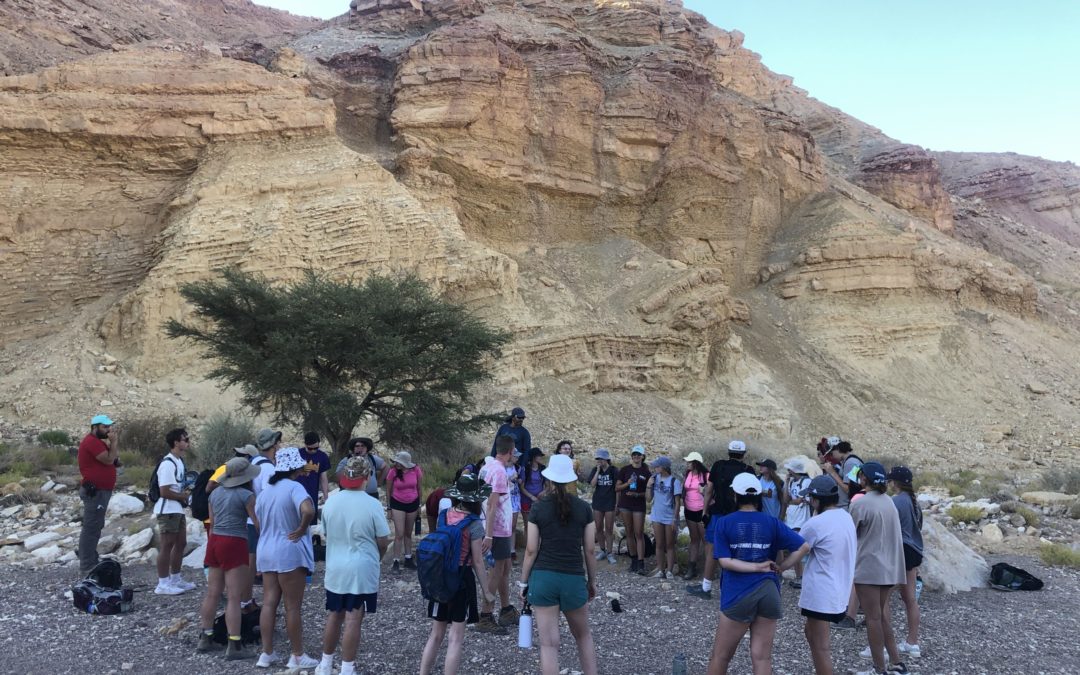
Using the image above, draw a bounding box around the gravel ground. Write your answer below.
[0,553,1077,675]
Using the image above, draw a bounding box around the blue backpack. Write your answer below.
[416,511,477,603]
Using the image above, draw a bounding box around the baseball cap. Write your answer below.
[886,466,913,484]
[807,475,839,498]
[511,407,526,418]
[594,448,611,461]
[340,456,372,489]
[683,451,704,464]
[756,459,777,471]
[630,445,646,456]
[91,414,114,426]
[861,461,887,485]
[728,440,747,454]
[731,472,760,495]
[649,456,672,470]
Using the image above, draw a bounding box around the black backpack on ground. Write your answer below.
[188,469,215,521]
[989,562,1044,591]
[72,559,133,615]
[211,608,261,645]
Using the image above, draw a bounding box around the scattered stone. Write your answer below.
[979,522,1004,544]
[1026,381,1049,394]
[97,535,121,555]
[23,531,62,552]
[181,542,207,569]
[1,505,20,518]
[30,544,62,564]
[22,505,41,520]
[105,494,145,517]
[158,617,189,637]
[1020,491,1076,507]
[117,528,153,557]
[40,480,56,492]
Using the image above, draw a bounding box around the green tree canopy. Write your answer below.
[165,269,509,453]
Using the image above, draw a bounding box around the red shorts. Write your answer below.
[204,533,249,571]
[521,501,532,514]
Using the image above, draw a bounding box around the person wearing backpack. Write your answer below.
[197,457,262,661]
[153,428,195,596]
[314,456,391,675]
[519,453,599,675]
[418,474,495,675]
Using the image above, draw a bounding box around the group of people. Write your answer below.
[75,410,924,675]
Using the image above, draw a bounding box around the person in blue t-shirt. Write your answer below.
[707,473,809,675]
[489,407,531,457]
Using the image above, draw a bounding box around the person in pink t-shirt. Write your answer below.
[681,452,710,581]
[476,435,517,632]
[385,451,423,573]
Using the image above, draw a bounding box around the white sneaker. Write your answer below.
[171,578,196,592]
[594,549,607,561]
[288,654,320,669]
[651,569,666,578]
[860,646,872,659]
[154,581,183,596]
[607,553,617,564]
[314,662,334,675]
[255,652,280,668]
[898,641,921,658]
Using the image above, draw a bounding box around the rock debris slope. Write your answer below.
[0,0,1077,467]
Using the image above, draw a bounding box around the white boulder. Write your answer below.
[1020,491,1075,507]
[106,494,145,517]
[23,531,62,552]
[920,518,988,593]
[182,542,207,570]
[980,522,1004,544]
[186,518,206,546]
[31,544,62,564]
[118,527,154,557]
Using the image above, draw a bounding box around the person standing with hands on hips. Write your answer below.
[77,414,119,575]
[520,453,598,675]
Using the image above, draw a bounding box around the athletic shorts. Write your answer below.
[204,533,249,571]
[157,513,185,534]
[389,497,420,513]
[705,515,725,547]
[618,506,645,514]
[903,543,923,570]
[684,509,704,523]
[520,501,532,514]
[246,523,258,554]
[527,569,588,612]
[721,579,783,623]
[427,567,478,624]
[326,590,377,613]
[492,536,513,561]
[801,607,847,623]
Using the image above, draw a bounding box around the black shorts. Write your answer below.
[427,567,478,624]
[492,536,513,561]
[903,544,923,571]
[684,509,703,523]
[801,608,847,623]
[390,497,420,513]
[326,591,377,613]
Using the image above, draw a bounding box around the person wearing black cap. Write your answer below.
[797,475,857,675]
[885,466,922,661]
[490,407,532,457]
[298,431,331,517]
[849,461,908,675]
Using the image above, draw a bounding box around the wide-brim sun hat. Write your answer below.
[392,451,416,469]
[731,472,761,495]
[274,447,305,473]
[234,444,259,458]
[256,428,282,451]
[683,451,704,464]
[220,457,263,488]
[542,454,578,484]
[446,474,492,503]
[784,458,808,474]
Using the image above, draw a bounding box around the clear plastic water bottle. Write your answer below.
[915,575,924,602]
[672,652,688,675]
[629,473,638,491]
[484,549,495,568]
[517,599,533,649]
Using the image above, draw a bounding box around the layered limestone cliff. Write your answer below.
[0,0,1076,465]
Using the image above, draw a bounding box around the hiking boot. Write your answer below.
[391,559,401,574]
[499,606,519,626]
[627,558,639,574]
[196,632,218,652]
[898,642,921,659]
[225,641,256,661]
[607,553,617,565]
[403,556,416,570]
[682,562,698,581]
[832,615,858,630]
[635,562,649,576]
[685,584,712,600]
[473,614,507,635]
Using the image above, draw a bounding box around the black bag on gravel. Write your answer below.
[211,608,261,646]
[72,581,133,615]
[989,562,1044,591]
[87,559,123,589]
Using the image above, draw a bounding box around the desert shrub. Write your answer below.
[36,447,74,472]
[118,465,154,490]
[1068,499,1080,520]
[1039,543,1080,569]
[1016,506,1041,527]
[919,469,1005,499]
[197,412,257,470]
[417,440,486,493]
[117,414,186,463]
[947,504,984,523]
[38,430,73,446]
[1039,467,1080,495]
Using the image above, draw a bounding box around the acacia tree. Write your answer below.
[165,269,509,453]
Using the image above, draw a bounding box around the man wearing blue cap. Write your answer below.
[78,414,119,573]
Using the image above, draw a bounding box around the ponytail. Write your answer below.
[554,482,572,525]
[897,482,922,528]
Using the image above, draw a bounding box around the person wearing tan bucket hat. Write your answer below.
[385,451,424,573]
[197,457,262,660]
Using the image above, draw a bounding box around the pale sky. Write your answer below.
[257,0,1079,164]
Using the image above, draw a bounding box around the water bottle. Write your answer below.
[414,518,422,536]
[484,549,495,568]
[629,473,638,491]
[672,652,688,675]
[517,599,533,649]
[915,576,924,602]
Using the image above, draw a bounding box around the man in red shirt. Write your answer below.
[77,414,119,574]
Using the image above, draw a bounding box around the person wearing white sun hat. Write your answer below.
[520,454,598,675]
[780,457,814,589]
[254,447,317,670]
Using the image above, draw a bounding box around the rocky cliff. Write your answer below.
[0,0,1076,468]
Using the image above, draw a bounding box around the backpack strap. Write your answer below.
[252,456,270,466]
[156,456,178,515]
